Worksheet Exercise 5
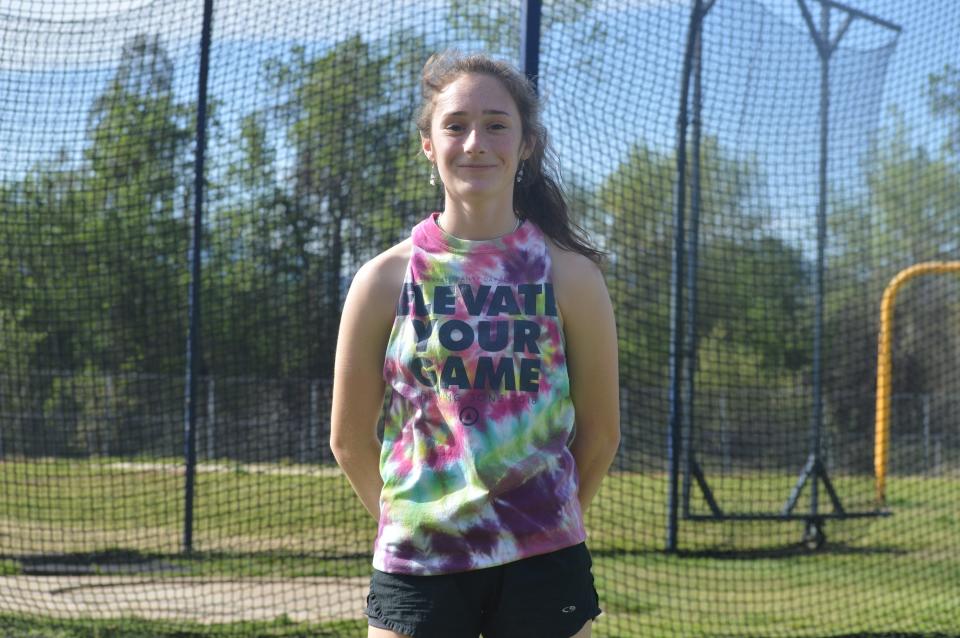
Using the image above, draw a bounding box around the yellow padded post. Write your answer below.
[875,261,960,504]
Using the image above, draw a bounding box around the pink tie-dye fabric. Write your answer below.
[374,212,586,575]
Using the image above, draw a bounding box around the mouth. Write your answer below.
[459,164,497,169]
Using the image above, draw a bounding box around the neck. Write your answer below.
[438,196,518,240]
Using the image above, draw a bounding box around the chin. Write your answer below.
[453,179,506,195]
[457,191,505,205]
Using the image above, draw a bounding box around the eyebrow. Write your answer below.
[443,109,512,117]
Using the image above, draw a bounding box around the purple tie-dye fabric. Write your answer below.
[374,211,586,575]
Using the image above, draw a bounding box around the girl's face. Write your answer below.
[422,73,527,206]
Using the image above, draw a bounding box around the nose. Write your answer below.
[463,127,484,153]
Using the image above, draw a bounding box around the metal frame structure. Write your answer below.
[182,0,215,554]
[666,0,900,552]
[521,0,543,93]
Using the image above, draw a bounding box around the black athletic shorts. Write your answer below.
[365,542,601,638]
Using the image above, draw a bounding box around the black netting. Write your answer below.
[1,0,958,636]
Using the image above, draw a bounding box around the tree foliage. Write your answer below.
[2,32,958,465]
[203,35,433,383]
[599,136,803,388]
[825,106,960,447]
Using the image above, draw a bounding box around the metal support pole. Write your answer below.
[666,0,702,553]
[681,0,713,518]
[183,0,214,554]
[783,1,899,541]
[809,2,830,523]
[520,0,542,93]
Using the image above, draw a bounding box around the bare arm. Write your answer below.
[557,253,621,513]
[330,255,401,521]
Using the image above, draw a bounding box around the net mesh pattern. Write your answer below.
[1,0,959,635]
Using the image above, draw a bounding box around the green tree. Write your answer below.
[826,108,960,455]
[207,35,435,382]
[204,109,297,378]
[1,155,105,454]
[9,33,196,456]
[929,64,960,156]
[599,135,813,463]
[694,236,811,463]
[0,171,68,455]
[192,35,437,459]
[698,236,811,375]
[83,33,193,375]
[599,142,674,394]
[600,136,773,387]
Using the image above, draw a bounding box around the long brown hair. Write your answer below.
[417,51,606,267]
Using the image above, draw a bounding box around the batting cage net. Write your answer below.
[1,0,959,636]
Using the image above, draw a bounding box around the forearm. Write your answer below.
[570,431,620,513]
[331,436,384,521]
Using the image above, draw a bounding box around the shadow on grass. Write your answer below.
[4,548,372,576]
[0,613,365,638]
[12,549,184,575]
[591,542,908,561]
[740,635,959,638]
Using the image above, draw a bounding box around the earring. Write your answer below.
[429,165,437,187]
[516,162,525,184]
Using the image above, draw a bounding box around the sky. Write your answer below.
[1,0,957,248]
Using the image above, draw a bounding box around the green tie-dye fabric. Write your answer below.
[375,212,585,575]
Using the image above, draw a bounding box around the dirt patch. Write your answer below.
[0,575,369,623]
[105,462,343,478]
[0,519,181,555]
[0,518,371,556]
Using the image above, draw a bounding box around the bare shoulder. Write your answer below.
[345,237,411,325]
[543,239,618,414]
[352,238,411,297]
[544,237,608,321]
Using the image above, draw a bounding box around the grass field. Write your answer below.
[1,457,958,637]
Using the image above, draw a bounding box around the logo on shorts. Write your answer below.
[561,605,577,613]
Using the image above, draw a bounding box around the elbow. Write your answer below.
[571,420,621,459]
[605,428,621,459]
[609,428,622,451]
[597,421,621,463]
[598,415,621,453]
[608,408,622,451]
[329,433,348,466]
[329,429,379,467]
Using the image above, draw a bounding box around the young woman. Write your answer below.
[330,51,620,638]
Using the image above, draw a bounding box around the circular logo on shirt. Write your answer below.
[459,406,479,426]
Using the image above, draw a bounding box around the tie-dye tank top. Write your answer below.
[374,212,586,575]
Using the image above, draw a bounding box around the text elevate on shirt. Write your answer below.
[396,282,557,394]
